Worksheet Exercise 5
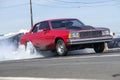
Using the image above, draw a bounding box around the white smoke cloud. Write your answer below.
[0,41,28,61]
[0,40,55,61]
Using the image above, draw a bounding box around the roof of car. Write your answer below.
[33,18,78,26]
[41,18,77,22]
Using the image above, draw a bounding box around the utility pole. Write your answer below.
[30,0,33,27]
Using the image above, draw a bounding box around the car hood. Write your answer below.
[67,26,109,32]
[66,25,94,30]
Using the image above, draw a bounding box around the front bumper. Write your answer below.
[67,36,113,45]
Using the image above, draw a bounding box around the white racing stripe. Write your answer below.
[0,77,99,80]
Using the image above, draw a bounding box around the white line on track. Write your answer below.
[47,53,120,60]
[0,77,99,80]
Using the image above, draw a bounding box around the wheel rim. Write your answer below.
[56,40,65,55]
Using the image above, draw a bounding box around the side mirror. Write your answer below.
[43,28,47,32]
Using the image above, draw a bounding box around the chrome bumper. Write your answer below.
[67,36,113,45]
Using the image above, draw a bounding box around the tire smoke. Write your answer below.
[0,41,55,61]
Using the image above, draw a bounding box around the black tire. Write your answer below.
[94,43,105,53]
[56,39,68,56]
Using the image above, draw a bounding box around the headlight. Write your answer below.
[102,30,110,35]
[68,32,80,38]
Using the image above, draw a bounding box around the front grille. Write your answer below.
[80,31,102,38]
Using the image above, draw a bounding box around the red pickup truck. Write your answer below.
[20,18,112,56]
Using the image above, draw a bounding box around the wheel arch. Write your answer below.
[55,37,68,47]
[55,37,63,43]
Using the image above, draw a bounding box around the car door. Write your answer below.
[30,22,47,50]
[37,21,52,50]
[29,21,53,50]
[28,23,41,49]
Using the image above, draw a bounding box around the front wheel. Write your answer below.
[56,39,68,56]
[94,43,105,53]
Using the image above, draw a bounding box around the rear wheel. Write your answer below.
[25,41,37,54]
[94,43,105,53]
[56,39,68,56]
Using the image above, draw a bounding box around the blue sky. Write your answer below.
[0,0,120,34]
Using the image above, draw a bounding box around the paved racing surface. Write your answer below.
[0,49,120,80]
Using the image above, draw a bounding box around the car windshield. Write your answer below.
[51,19,85,30]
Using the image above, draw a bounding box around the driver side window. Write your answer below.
[39,21,50,30]
[32,23,40,33]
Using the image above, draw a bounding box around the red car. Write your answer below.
[20,18,112,56]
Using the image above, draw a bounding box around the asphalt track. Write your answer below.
[0,49,120,80]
